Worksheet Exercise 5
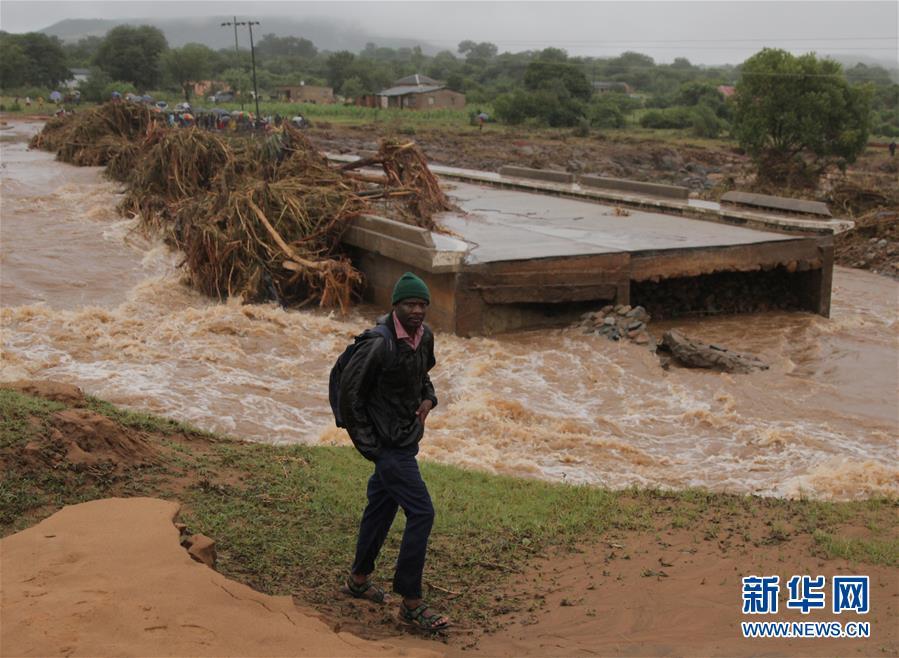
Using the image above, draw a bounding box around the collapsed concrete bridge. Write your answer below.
[337,161,844,336]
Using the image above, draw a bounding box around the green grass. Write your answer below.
[1,387,897,630]
[207,100,484,130]
[0,389,65,449]
[813,529,899,566]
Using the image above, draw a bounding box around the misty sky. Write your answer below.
[1,0,896,65]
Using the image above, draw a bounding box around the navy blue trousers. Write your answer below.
[351,447,435,599]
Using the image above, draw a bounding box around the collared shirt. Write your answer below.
[393,311,424,351]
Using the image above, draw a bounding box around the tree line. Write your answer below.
[1,26,897,185]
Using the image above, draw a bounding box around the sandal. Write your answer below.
[398,601,450,630]
[340,575,387,603]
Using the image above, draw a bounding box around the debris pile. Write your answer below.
[30,102,453,309]
[657,330,768,373]
[581,304,653,345]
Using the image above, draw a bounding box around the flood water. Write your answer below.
[2,120,897,500]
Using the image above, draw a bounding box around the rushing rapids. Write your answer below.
[2,121,897,500]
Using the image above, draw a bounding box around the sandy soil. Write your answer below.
[3,497,896,658]
[0,498,440,658]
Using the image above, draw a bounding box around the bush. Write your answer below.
[691,105,724,138]
[588,99,626,129]
[639,106,695,129]
[875,123,899,138]
[101,81,137,101]
[493,91,528,125]
[494,87,586,128]
[572,117,590,137]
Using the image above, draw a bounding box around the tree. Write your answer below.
[63,36,103,68]
[524,49,591,101]
[733,49,871,186]
[457,41,497,61]
[326,51,356,91]
[0,38,29,89]
[94,25,167,90]
[77,66,111,102]
[256,34,316,60]
[0,32,70,88]
[162,43,213,101]
[340,76,366,99]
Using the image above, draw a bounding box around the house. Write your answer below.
[275,84,335,104]
[372,74,466,110]
[717,85,736,99]
[592,81,633,95]
[64,68,90,90]
[192,80,228,98]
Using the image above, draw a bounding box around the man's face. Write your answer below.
[394,297,428,331]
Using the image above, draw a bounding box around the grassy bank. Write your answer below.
[1,386,897,631]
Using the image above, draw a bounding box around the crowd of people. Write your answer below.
[110,91,309,134]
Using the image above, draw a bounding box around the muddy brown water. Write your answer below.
[2,121,897,500]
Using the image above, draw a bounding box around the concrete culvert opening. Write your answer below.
[630,266,827,320]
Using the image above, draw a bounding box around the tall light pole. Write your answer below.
[220,17,260,112]
[220,16,244,110]
[246,20,261,120]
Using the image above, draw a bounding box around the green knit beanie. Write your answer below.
[392,272,430,305]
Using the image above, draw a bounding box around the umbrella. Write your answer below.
[49,91,62,102]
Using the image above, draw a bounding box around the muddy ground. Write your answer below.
[310,123,899,279]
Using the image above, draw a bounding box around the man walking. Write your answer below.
[338,272,450,631]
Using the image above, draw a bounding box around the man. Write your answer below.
[338,272,450,631]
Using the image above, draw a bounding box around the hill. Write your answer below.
[39,16,441,53]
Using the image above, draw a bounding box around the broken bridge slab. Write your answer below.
[340,173,834,335]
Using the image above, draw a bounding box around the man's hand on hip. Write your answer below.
[416,400,434,425]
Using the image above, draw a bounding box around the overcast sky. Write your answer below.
[1,0,896,65]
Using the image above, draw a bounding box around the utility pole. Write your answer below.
[221,16,259,110]
[246,21,261,120]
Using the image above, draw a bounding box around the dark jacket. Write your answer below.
[339,314,437,460]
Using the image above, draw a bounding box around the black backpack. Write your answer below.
[328,324,395,429]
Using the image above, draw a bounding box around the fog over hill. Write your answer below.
[39,16,442,54]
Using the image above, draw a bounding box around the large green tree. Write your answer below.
[733,49,871,186]
[94,25,167,90]
[0,32,69,88]
[0,37,29,89]
[162,43,214,101]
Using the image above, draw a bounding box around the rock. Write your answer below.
[679,176,706,190]
[603,316,617,326]
[627,320,645,332]
[685,162,707,176]
[658,330,768,373]
[187,534,217,568]
[625,306,651,323]
[633,332,651,346]
[615,305,632,316]
[599,304,614,317]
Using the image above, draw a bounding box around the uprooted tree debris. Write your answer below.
[30,102,454,310]
[658,330,768,373]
